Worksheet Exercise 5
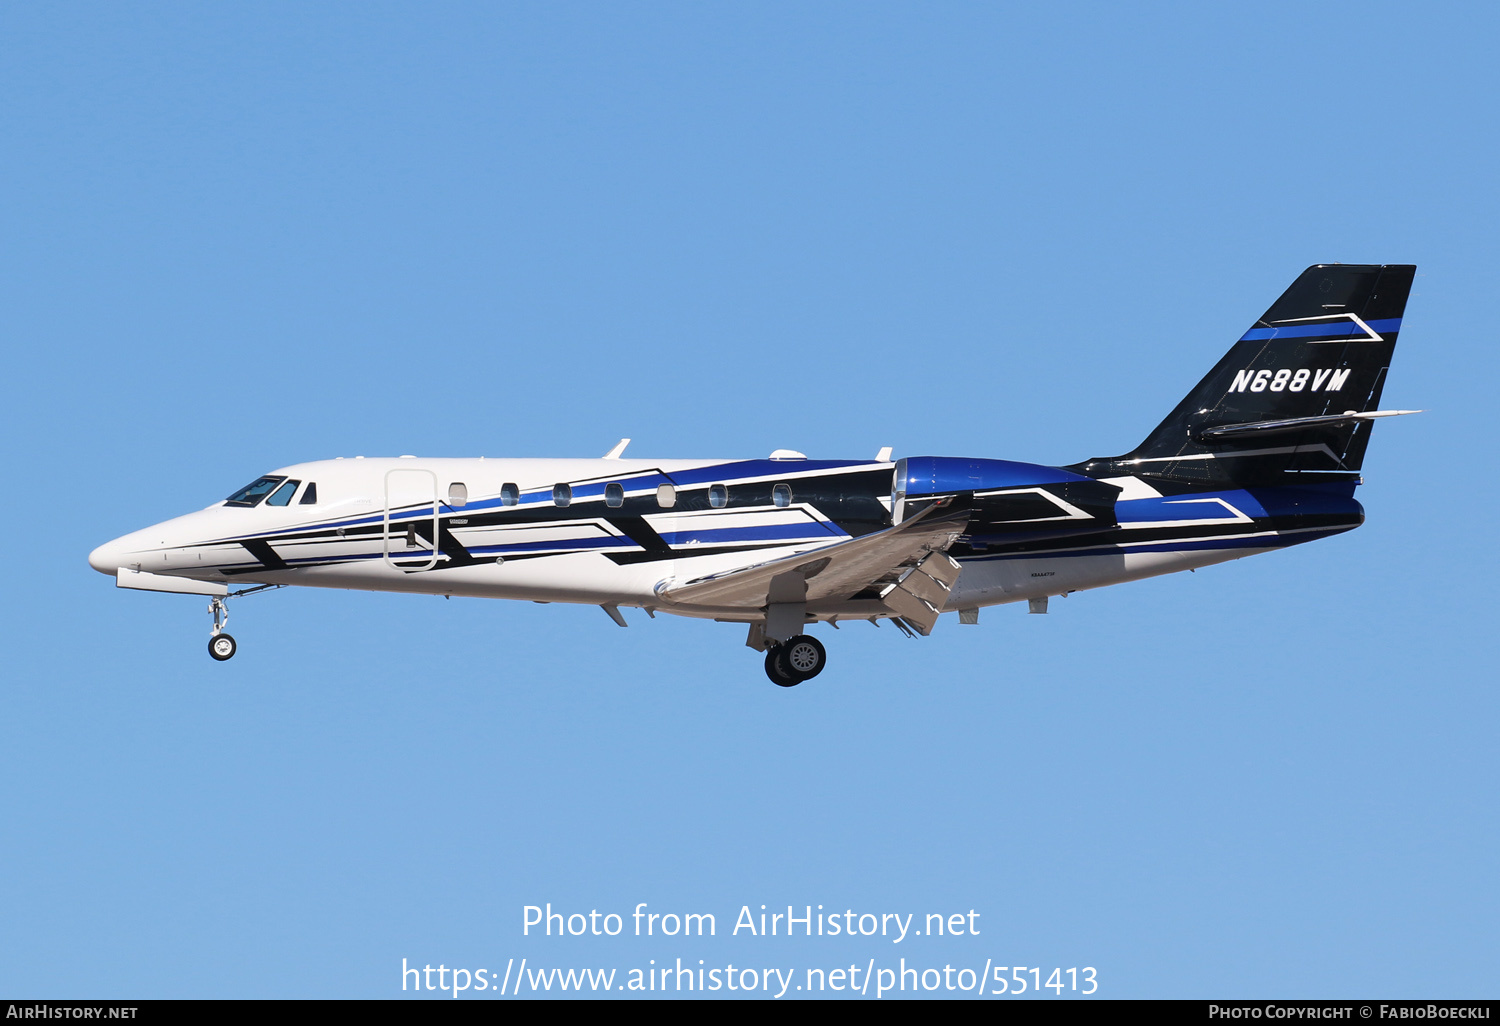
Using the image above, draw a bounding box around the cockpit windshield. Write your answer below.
[265,480,301,506]
[225,475,288,507]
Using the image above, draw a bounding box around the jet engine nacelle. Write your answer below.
[895,456,1089,499]
[893,456,1119,541]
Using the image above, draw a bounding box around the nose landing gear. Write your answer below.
[203,584,282,662]
[207,596,236,661]
[763,634,827,686]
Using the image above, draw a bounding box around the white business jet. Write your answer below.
[89,264,1419,685]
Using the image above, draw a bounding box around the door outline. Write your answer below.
[383,468,440,572]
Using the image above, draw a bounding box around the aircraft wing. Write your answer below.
[658,499,970,633]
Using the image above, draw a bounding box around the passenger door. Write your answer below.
[383,468,440,571]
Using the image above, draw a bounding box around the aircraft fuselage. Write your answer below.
[89,453,1362,620]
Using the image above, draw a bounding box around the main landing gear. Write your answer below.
[763,634,827,687]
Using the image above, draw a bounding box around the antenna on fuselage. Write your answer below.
[603,438,631,459]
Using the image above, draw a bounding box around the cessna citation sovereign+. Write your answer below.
[90,264,1418,685]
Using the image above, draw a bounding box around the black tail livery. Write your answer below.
[1075,263,1416,486]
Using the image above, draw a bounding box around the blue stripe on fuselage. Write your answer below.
[1115,489,1267,525]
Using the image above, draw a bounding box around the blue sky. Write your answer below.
[2,2,1496,999]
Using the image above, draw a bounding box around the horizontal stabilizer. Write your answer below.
[1196,409,1424,442]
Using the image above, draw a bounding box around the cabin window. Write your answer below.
[224,475,286,507]
[299,482,318,505]
[500,483,519,506]
[708,483,728,508]
[265,479,301,506]
[605,482,625,508]
[447,482,468,507]
[772,483,792,508]
[656,483,677,508]
[553,483,572,507]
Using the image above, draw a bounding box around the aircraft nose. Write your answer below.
[89,536,136,576]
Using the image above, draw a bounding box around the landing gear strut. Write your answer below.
[763,634,827,686]
[207,596,236,661]
[203,584,282,662]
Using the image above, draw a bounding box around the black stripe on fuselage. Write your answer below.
[602,515,672,554]
[239,539,288,570]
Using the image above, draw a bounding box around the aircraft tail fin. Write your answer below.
[1075,263,1416,486]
